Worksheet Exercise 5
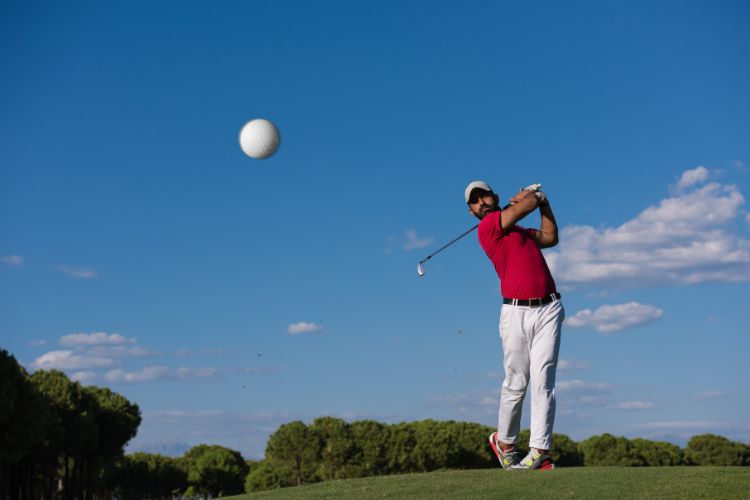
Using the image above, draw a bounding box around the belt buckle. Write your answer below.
[530,297,542,307]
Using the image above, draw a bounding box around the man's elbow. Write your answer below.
[539,232,559,248]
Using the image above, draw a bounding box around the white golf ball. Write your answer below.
[239,118,281,159]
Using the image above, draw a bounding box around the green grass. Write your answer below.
[225,467,750,499]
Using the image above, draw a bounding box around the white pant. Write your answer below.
[497,299,564,451]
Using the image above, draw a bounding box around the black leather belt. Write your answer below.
[503,292,561,308]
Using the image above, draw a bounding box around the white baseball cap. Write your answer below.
[464,180,493,203]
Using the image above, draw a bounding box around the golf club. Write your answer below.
[417,184,542,276]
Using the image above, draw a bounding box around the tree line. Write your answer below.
[1,349,142,499]
[2,347,748,498]
[1,349,253,499]
[244,417,750,492]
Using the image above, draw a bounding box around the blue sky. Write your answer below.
[2,0,749,459]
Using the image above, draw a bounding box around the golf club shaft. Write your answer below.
[418,202,512,265]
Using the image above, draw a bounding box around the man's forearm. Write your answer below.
[537,202,559,247]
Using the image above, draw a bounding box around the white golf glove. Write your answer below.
[522,183,542,192]
[534,191,548,205]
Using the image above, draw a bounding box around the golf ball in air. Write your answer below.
[239,118,281,159]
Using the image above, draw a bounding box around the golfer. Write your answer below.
[465,180,564,470]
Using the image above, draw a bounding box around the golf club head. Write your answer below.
[417,262,425,277]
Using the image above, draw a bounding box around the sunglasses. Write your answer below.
[468,190,494,204]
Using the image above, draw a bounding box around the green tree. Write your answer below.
[31,369,99,498]
[265,421,320,486]
[115,454,150,500]
[349,420,391,476]
[410,420,463,471]
[578,433,645,466]
[0,350,59,499]
[631,438,683,466]
[310,417,357,479]
[245,459,283,492]
[685,434,748,466]
[550,433,584,466]
[451,422,495,469]
[384,423,417,473]
[184,444,249,497]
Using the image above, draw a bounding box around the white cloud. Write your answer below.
[608,401,656,410]
[70,371,98,384]
[566,302,663,333]
[106,366,169,383]
[631,420,731,431]
[59,332,136,346]
[288,322,323,334]
[546,172,750,288]
[29,340,48,347]
[694,391,726,399]
[627,419,750,445]
[403,229,434,251]
[674,166,709,192]
[428,389,498,416]
[105,366,219,383]
[1,255,24,267]
[746,213,750,229]
[30,350,115,370]
[557,359,588,371]
[60,266,98,278]
[86,345,157,357]
[176,367,217,379]
[128,410,301,459]
[556,380,612,392]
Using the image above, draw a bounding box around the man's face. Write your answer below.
[468,189,499,219]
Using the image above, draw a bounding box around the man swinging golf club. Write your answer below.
[465,180,564,470]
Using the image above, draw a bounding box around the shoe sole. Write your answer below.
[512,455,556,471]
[488,433,512,469]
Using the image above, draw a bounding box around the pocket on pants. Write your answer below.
[499,305,514,341]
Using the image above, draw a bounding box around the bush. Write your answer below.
[578,434,644,466]
[631,438,683,466]
[685,434,748,466]
[245,460,283,492]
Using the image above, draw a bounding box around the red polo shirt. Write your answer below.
[477,210,557,299]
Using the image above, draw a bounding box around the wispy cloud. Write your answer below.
[105,366,218,383]
[386,229,435,254]
[60,332,136,346]
[30,350,115,370]
[403,229,434,251]
[428,389,497,416]
[631,420,733,431]
[566,302,663,333]
[70,371,98,384]
[1,255,24,267]
[128,410,301,459]
[87,345,158,357]
[694,391,726,400]
[627,419,750,445]
[288,321,323,335]
[558,358,588,371]
[29,339,48,347]
[608,401,656,410]
[105,366,170,383]
[60,266,98,279]
[673,166,709,192]
[556,380,612,392]
[546,168,750,288]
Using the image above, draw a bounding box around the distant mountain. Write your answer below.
[125,441,191,457]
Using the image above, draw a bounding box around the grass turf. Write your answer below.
[225,467,750,499]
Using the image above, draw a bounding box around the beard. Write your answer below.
[475,203,499,219]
